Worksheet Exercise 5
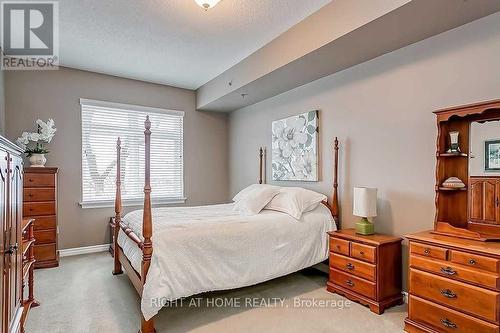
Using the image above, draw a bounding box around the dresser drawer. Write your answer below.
[410,254,500,290]
[409,295,499,333]
[410,242,448,260]
[351,242,376,263]
[24,188,55,202]
[34,243,57,262]
[23,202,56,216]
[330,253,376,282]
[410,269,500,322]
[24,173,55,187]
[450,250,500,274]
[34,229,56,244]
[32,216,57,230]
[330,268,376,299]
[330,238,350,256]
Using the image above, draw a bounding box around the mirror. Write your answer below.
[468,120,500,227]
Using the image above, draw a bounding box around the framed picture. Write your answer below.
[271,110,319,181]
[485,140,500,171]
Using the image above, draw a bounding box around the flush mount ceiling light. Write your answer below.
[195,0,221,10]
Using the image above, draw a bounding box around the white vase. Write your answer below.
[29,154,47,167]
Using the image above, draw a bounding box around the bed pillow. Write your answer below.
[265,187,327,220]
[233,186,281,216]
[232,184,280,202]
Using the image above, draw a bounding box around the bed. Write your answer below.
[112,117,340,333]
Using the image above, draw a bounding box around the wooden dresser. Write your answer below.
[326,229,403,314]
[23,167,59,268]
[405,231,500,333]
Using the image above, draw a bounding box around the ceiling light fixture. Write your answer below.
[195,0,221,11]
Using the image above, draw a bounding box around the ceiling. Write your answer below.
[59,0,332,89]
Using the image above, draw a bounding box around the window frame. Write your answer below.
[79,98,186,209]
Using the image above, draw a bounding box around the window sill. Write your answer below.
[79,198,187,209]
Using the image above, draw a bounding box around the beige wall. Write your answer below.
[470,121,500,176]
[0,64,4,134]
[5,67,229,249]
[229,13,500,287]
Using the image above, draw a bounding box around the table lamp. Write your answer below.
[353,187,377,235]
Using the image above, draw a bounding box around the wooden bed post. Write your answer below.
[113,138,123,275]
[332,137,340,228]
[140,116,156,333]
[259,147,264,184]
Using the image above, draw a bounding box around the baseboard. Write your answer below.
[59,244,111,257]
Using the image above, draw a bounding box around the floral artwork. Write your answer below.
[485,140,500,171]
[272,111,319,181]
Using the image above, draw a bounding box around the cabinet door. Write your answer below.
[469,179,483,221]
[0,151,7,333]
[483,179,497,224]
[7,154,23,331]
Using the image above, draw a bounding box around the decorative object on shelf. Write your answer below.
[272,110,319,181]
[441,177,466,188]
[447,131,461,153]
[195,0,221,10]
[353,187,377,235]
[16,119,56,167]
[485,140,500,171]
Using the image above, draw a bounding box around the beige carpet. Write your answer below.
[26,253,406,333]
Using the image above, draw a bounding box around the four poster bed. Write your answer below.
[112,116,341,333]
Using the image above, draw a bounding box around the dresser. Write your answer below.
[23,167,59,268]
[405,231,500,333]
[327,229,403,314]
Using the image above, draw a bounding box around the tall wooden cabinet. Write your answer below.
[23,168,58,269]
[469,177,500,225]
[1,136,24,333]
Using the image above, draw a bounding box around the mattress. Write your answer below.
[117,203,336,320]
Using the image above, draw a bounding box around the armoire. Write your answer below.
[1,135,24,333]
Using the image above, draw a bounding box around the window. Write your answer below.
[80,99,184,208]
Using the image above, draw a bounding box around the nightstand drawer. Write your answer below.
[351,242,376,263]
[24,173,55,187]
[450,250,500,274]
[410,242,448,260]
[34,229,56,244]
[330,268,376,299]
[410,269,499,322]
[330,238,350,256]
[23,202,56,216]
[409,295,498,333]
[24,188,55,202]
[330,253,376,281]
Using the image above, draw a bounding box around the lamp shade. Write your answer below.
[353,187,377,218]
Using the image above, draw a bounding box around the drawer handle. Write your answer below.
[346,263,355,270]
[28,178,33,182]
[359,251,365,255]
[336,245,341,250]
[440,318,457,329]
[440,289,457,299]
[345,280,354,287]
[468,259,476,265]
[424,248,430,255]
[440,267,457,276]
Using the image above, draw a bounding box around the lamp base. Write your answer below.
[356,217,374,235]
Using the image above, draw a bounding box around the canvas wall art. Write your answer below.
[272,110,319,181]
[485,140,500,171]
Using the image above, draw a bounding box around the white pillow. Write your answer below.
[232,184,280,202]
[265,187,327,220]
[233,186,281,216]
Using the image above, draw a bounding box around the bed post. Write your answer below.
[332,137,340,229]
[140,116,156,333]
[259,147,264,184]
[113,137,123,275]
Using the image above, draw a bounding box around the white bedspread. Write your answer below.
[117,203,336,320]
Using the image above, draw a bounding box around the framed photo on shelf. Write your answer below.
[485,140,500,171]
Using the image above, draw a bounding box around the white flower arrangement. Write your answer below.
[16,119,57,157]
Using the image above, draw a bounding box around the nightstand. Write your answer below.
[326,229,403,314]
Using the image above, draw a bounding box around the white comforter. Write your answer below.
[117,203,336,320]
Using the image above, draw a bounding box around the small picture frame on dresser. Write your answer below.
[327,229,403,314]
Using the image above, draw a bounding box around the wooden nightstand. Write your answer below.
[327,229,403,314]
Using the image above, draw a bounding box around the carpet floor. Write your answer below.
[26,253,406,333]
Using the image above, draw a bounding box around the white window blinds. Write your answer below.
[80,99,184,208]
